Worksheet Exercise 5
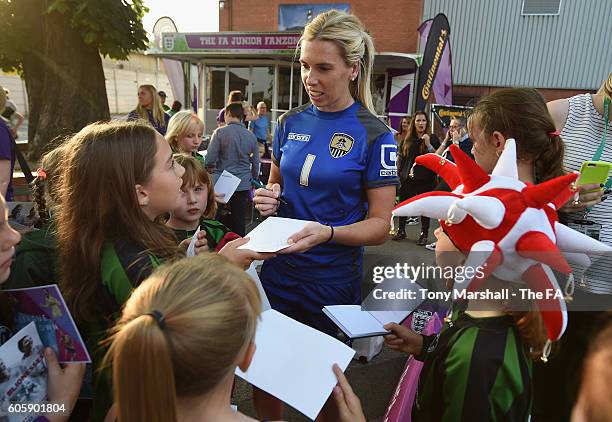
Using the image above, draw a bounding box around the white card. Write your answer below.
[245,261,271,311]
[239,217,312,252]
[236,310,355,420]
[214,170,241,204]
[186,226,201,257]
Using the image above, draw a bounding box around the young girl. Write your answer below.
[0,192,84,422]
[55,121,185,419]
[105,253,260,422]
[56,121,268,419]
[105,253,364,422]
[166,111,205,166]
[6,143,67,288]
[386,88,612,421]
[166,154,239,252]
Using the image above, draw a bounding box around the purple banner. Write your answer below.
[184,33,301,50]
[388,69,416,131]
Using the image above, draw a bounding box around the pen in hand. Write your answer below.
[250,178,288,205]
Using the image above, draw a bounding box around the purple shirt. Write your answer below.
[0,118,15,201]
[127,109,170,135]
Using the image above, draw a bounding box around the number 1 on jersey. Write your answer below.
[300,154,316,187]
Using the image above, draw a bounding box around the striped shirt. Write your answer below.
[561,94,612,294]
[413,311,532,421]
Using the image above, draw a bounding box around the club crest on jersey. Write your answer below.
[329,133,354,158]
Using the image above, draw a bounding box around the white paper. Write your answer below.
[186,226,201,257]
[239,217,312,252]
[214,170,241,204]
[236,309,355,420]
[245,262,271,311]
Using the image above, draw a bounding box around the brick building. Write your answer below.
[152,1,425,133]
[151,0,609,133]
[219,0,423,55]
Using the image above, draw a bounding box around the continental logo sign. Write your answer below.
[421,29,448,101]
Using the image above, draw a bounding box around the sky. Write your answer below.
[142,0,219,35]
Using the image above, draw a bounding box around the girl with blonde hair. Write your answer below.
[105,253,261,422]
[127,84,170,135]
[166,111,205,165]
[105,253,365,422]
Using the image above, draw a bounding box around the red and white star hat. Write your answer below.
[393,139,612,341]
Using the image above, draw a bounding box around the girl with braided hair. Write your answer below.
[5,143,68,289]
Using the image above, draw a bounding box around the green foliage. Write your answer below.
[0,0,149,72]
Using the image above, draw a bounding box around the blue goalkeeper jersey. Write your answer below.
[267,101,399,282]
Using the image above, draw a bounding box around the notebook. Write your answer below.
[323,280,425,339]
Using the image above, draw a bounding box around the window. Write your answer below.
[207,66,226,109]
[251,67,274,109]
[228,67,250,102]
[277,66,302,112]
[521,0,561,15]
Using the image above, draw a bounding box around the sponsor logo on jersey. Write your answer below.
[287,132,311,142]
[329,133,355,158]
[380,144,398,176]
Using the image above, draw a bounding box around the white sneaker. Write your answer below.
[425,241,437,251]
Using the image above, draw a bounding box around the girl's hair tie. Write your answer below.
[36,168,47,180]
[548,130,561,138]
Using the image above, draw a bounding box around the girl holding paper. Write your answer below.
[252,9,397,420]
[166,154,241,253]
[55,121,265,419]
[105,253,365,422]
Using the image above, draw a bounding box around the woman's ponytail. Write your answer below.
[109,315,178,422]
[534,132,565,183]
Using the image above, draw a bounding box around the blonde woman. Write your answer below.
[127,84,170,135]
[252,9,397,420]
[105,254,364,422]
[166,111,205,165]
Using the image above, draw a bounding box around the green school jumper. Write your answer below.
[5,221,58,289]
[173,219,234,251]
[413,310,532,422]
[90,240,162,421]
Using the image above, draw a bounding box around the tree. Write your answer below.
[0,0,148,159]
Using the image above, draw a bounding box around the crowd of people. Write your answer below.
[0,8,611,422]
